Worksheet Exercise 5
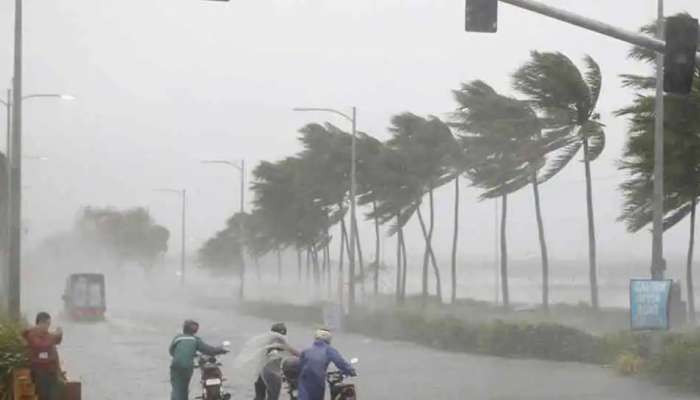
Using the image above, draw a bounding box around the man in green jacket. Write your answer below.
[169,319,227,400]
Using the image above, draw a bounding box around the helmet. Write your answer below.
[183,319,199,335]
[271,322,287,335]
[314,328,332,343]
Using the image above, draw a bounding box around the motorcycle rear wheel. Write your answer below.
[204,386,221,400]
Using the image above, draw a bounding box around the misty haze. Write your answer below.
[2,0,700,399]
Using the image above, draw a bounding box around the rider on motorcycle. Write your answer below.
[254,322,300,400]
[297,329,356,400]
[169,319,228,400]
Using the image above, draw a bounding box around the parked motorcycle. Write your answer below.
[197,341,231,400]
[282,357,358,400]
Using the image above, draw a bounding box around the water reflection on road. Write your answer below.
[46,289,698,400]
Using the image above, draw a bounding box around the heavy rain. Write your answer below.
[2,1,700,400]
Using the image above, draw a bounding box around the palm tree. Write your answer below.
[451,80,548,308]
[366,144,422,303]
[617,19,700,322]
[513,51,606,309]
[386,113,457,303]
[355,133,388,296]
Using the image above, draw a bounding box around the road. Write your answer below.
[24,274,699,400]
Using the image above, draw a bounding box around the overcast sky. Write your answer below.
[1,0,699,276]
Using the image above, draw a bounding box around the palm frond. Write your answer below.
[581,121,606,161]
[583,55,602,111]
[538,140,582,184]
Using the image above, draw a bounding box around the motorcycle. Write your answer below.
[197,341,232,400]
[282,357,358,400]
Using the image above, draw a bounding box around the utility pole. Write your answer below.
[652,0,665,280]
[467,0,700,281]
[9,0,23,320]
[240,160,245,213]
[155,188,187,286]
[201,159,247,299]
[181,189,186,286]
[292,106,358,312]
[349,106,357,312]
[495,0,700,63]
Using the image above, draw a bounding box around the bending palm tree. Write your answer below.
[451,81,546,308]
[513,51,605,309]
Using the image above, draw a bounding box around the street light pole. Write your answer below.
[652,0,665,280]
[201,159,247,299]
[155,188,187,286]
[240,160,245,213]
[349,107,357,311]
[9,0,23,320]
[292,106,358,312]
[200,160,245,213]
[181,189,186,286]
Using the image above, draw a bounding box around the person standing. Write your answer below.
[169,319,227,400]
[22,312,63,400]
[255,322,299,400]
[298,329,355,400]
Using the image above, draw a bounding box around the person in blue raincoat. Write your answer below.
[298,328,356,400]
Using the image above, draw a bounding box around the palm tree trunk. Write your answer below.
[398,220,408,303]
[339,217,347,306]
[306,248,311,283]
[373,199,381,296]
[255,256,261,281]
[428,188,442,300]
[531,171,550,310]
[326,243,332,298]
[417,205,443,303]
[342,218,352,292]
[352,214,366,297]
[395,214,402,303]
[688,196,697,324]
[582,137,599,309]
[312,246,321,288]
[277,247,282,282]
[419,203,430,300]
[500,195,509,308]
[451,176,460,304]
[297,247,302,282]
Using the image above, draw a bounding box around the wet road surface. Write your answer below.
[37,283,698,400]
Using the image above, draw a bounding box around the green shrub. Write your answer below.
[0,315,28,400]
[647,331,700,391]
[241,301,700,394]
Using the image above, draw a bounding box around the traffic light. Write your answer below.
[664,15,699,95]
[465,0,498,33]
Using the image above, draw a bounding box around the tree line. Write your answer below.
[194,17,699,315]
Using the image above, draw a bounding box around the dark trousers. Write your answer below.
[254,375,267,400]
[170,367,194,400]
[32,369,60,400]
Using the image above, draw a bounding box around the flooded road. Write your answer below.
[39,283,697,400]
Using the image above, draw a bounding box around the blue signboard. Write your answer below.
[630,279,672,331]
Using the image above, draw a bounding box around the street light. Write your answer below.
[293,106,358,312]
[0,88,73,319]
[200,160,245,214]
[155,188,187,286]
[23,155,49,161]
[201,159,247,300]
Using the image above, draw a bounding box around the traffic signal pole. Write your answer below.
[652,0,665,280]
[497,0,700,64]
[484,0,700,281]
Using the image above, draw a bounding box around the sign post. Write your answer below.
[630,279,672,331]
